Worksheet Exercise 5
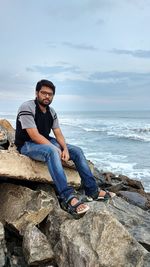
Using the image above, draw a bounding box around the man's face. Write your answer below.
[36,86,54,107]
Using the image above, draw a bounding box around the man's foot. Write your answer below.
[70,197,89,214]
[98,190,116,199]
[83,190,116,202]
[60,195,90,217]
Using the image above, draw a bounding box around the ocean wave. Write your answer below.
[82,127,106,132]
[132,127,150,133]
[63,122,150,142]
[107,132,150,142]
[79,127,150,142]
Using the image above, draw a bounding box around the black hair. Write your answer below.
[35,79,55,95]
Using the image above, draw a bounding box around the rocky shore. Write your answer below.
[0,119,150,267]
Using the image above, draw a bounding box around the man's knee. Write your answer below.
[70,145,84,156]
[43,144,61,161]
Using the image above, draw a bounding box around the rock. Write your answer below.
[93,170,150,210]
[41,199,150,267]
[0,125,7,145]
[63,159,94,172]
[107,197,150,250]
[0,183,57,234]
[0,119,15,148]
[1,119,150,266]
[0,222,6,267]
[22,224,54,266]
[0,150,91,186]
[103,171,116,184]
[142,253,150,267]
[0,179,149,267]
[118,190,149,210]
[54,204,148,267]
[4,228,28,267]
[41,205,71,249]
[0,119,15,133]
[115,174,144,190]
[97,172,144,191]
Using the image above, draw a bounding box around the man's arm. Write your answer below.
[26,128,50,144]
[53,128,70,161]
[26,128,61,155]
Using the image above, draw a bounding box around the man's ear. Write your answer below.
[35,91,38,98]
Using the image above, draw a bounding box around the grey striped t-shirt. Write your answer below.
[15,99,59,149]
[17,100,59,129]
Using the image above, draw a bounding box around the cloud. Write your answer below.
[96,18,105,25]
[45,0,113,20]
[89,71,150,82]
[26,64,82,75]
[62,42,98,51]
[47,42,57,48]
[51,70,150,100]
[111,49,150,58]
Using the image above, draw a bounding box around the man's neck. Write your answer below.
[38,103,47,113]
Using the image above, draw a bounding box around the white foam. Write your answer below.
[60,115,150,142]
[108,132,150,142]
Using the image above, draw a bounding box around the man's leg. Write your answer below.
[50,137,115,199]
[49,137,98,196]
[20,141,89,214]
[67,144,116,199]
[67,144,99,197]
[20,141,74,200]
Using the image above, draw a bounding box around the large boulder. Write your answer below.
[0,119,15,148]
[22,224,54,266]
[0,126,8,146]
[0,183,57,234]
[44,197,150,250]
[0,150,82,185]
[94,169,150,210]
[45,202,150,267]
[118,190,149,210]
[107,197,150,249]
[0,182,150,266]
[0,222,6,267]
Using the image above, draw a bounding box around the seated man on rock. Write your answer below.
[15,79,115,217]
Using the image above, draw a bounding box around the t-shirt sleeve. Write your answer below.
[50,107,60,129]
[18,102,36,129]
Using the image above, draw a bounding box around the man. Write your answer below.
[15,79,115,217]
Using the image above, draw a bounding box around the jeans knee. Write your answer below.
[72,146,84,158]
[43,145,59,160]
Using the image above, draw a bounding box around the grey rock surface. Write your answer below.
[0,183,55,234]
[0,222,6,267]
[118,190,148,209]
[0,126,7,145]
[107,197,150,249]
[23,224,54,266]
[0,150,82,185]
[0,119,15,147]
[43,198,150,267]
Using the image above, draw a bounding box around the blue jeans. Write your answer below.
[20,137,98,201]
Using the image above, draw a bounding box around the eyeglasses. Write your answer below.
[40,91,54,97]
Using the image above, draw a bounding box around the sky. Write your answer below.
[0,0,150,112]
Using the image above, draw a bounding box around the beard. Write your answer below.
[37,97,52,107]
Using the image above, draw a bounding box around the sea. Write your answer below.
[0,110,150,192]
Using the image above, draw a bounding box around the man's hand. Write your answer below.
[53,128,70,161]
[61,147,70,162]
[50,143,62,158]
